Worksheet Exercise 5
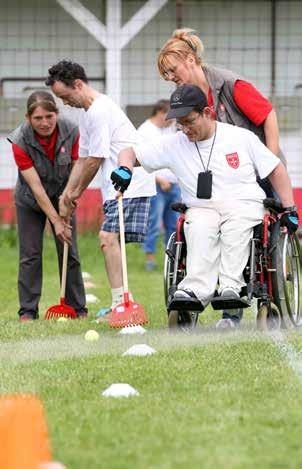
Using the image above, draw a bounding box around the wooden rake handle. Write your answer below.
[60,241,69,299]
[118,195,129,294]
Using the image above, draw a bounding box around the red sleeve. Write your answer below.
[233,80,273,126]
[12,143,34,170]
[71,133,79,161]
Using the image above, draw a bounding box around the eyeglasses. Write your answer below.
[176,114,200,131]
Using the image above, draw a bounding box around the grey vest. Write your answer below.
[202,65,266,143]
[8,118,78,210]
[203,65,286,165]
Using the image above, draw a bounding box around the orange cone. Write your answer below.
[0,394,52,469]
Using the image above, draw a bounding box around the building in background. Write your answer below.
[0,0,301,228]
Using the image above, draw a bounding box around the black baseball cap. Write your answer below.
[166,84,208,119]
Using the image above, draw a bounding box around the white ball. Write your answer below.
[57,316,68,322]
[84,330,99,342]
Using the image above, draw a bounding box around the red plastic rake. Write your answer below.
[45,241,77,320]
[109,195,148,328]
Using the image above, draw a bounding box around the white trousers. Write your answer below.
[178,200,265,305]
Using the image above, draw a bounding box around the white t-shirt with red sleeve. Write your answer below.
[133,121,280,208]
[78,94,155,201]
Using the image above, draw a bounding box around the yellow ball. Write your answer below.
[85,330,99,342]
[57,316,68,322]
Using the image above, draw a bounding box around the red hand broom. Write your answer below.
[109,195,148,328]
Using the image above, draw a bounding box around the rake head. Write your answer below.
[45,298,77,320]
[109,293,148,328]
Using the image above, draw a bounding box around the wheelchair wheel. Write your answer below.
[271,223,301,327]
[164,232,176,306]
[163,232,186,307]
[257,303,281,331]
[168,310,199,331]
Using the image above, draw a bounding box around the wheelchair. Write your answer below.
[164,199,302,331]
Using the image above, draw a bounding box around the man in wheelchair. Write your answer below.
[111,84,299,328]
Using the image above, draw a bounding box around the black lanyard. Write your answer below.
[194,123,217,172]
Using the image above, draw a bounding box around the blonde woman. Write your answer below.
[158,29,285,329]
[158,28,282,160]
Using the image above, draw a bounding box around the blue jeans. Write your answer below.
[144,183,181,253]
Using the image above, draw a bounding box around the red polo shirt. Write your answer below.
[208,80,272,126]
[12,127,79,170]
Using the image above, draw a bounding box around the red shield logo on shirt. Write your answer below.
[226,152,239,169]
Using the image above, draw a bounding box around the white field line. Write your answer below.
[270,330,302,378]
[0,328,270,368]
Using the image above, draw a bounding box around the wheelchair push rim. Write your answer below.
[271,227,301,328]
[281,233,301,326]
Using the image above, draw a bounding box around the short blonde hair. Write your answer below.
[158,28,204,79]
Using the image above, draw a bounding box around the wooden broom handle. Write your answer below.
[118,195,128,293]
[60,241,69,299]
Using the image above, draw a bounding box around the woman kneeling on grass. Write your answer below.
[8,91,87,321]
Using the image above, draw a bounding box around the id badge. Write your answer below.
[196,171,212,199]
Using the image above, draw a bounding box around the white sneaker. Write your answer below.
[216,318,236,330]
[174,289,197,299]
[220,288,240,299]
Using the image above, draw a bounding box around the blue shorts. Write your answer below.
[101,197,151,243]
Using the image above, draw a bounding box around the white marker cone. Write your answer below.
[122,344,156,357]
[85,294,99,304]
[102,383,139,397]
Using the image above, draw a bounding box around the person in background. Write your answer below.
[46,60,155,321]
[137,99,181,271]
[157,27,286,329]
[8,91,87,321]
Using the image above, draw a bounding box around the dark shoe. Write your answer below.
[168,289,204,312]
[19,313,36,322]
[212,288,249,310]
[222,308,243,325]
[215,318,237,330]
[77,311,88,319]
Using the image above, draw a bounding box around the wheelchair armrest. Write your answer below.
[263,198,284,214]
[170,202,188,213]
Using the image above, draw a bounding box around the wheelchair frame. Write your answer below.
[164,199,301,331]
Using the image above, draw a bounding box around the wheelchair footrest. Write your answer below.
[211,296,250,310]
[168,297,204,312]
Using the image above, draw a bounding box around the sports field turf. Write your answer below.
[1,227,302,468]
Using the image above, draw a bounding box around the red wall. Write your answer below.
[0,188,301,230]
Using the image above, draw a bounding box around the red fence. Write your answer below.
[0,189,103,232]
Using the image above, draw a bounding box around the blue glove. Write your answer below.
[110,166,132,193]
[280,210,299,235]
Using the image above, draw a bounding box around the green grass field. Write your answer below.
[1,227,302,469]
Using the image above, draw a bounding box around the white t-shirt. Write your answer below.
[137,119,178,184]
[79,94,155,201]
[134,121,280,208]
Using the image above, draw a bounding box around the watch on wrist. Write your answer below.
[282,205,297,212]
